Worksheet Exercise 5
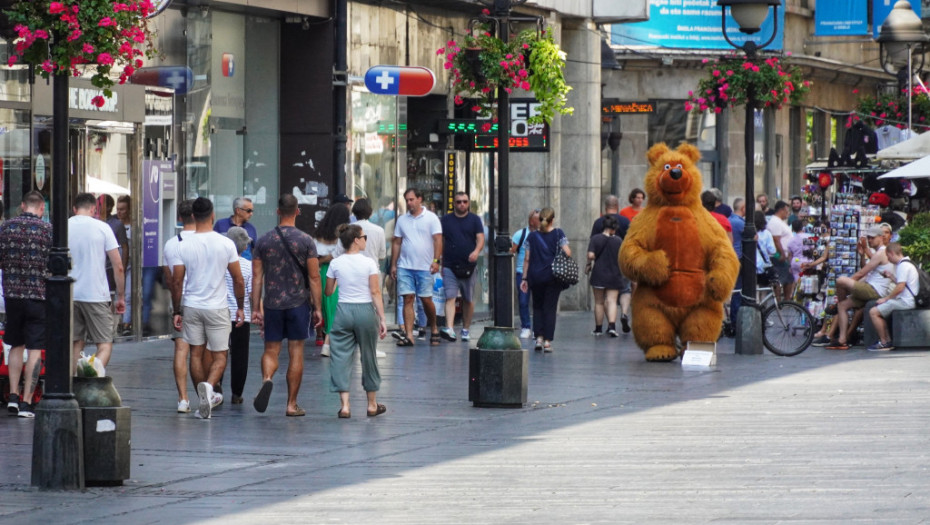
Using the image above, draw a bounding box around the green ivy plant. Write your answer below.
[898,212,930,269]
[437,9,572,128]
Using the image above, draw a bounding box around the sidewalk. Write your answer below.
[1,312,928,524]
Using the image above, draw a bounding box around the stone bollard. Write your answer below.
[468,327,527,408]
[73,376,131,486]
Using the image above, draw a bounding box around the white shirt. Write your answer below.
[69,215,120,302]
[327,253,380,303]
[894,257,920,309]
[864,245,894,296]
[356,219,386,264]
[394,208,442,271]
[315,239,343,259]
[163,230,194,296]
[177,231,239,310]
[226,257,252,319]
[766,215,791,246]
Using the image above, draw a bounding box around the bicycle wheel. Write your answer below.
[761,301,815,356]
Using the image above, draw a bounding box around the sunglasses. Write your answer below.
[358,234,368,241]
[239,207,254,213]
[455,200,469,204]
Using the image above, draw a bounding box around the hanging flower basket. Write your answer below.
[849,87,930,131]
[685,55,810,113]
[437,9,572,129]
[5,0,157,107]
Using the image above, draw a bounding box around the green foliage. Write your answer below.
[898,212,930,269]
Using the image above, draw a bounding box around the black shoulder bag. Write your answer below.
[275,226,310,290]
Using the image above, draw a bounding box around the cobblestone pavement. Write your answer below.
[1,312,928,524]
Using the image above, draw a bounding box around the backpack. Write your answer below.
[901,260,930,308]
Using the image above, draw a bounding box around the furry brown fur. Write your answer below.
[619,142,740,361]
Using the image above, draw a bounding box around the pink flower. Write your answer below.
[726,70,734,76]
[472,106,483,112]
[97,53,114,66]
[34,29,49,39]
[684,102,693,111]
[702,58,709,64]
[7,56,17,67]
[49,2,66,14]
[444,61,452,70]
[41,61,54,73]
[436,48,444,55]
[454,96,463,105]
[712,70,721,77]
[714,107,722,114]
[83,43,95,54]
[99,17,117,27]
[91,96,106,108]
[481,8,490,15]
[521,81,530,90]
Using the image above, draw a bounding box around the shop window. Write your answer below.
[648,100,689,147]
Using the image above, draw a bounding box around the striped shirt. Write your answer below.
[225,256,252,320]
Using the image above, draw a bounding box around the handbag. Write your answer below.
[451,261,476,279]
[551,231,579,287]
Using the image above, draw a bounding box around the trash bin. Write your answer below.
[73,376,131,485]
[469,327,527,408]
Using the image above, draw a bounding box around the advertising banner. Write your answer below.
[610,0,784,51]
[815,0,868,36]
[142,160,173,267]
[874,0,921,38]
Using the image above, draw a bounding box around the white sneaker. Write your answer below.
[320,344,330,357]
[177,400,191,413]
[519,328,532,339]
[211,392,223,408]
[460,329,470,341]
[194,409,207,419]
[376,350,387,358]
[197,382,213,419]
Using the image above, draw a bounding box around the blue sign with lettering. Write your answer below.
[610,0,784,51]
[874,0,921,38]
[815,0,868,36]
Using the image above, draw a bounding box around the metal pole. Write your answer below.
[32,73,84,489]
[333,0,348,196]
[908,44,913,132]
[492,0,514,328]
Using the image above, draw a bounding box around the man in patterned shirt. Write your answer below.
[0,191,52,417]
[250,194,321,416]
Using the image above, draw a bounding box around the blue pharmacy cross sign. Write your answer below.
[364,66,435,97]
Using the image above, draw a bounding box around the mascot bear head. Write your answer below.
[645,142,704,208]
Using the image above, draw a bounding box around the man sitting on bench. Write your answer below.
[867,243,919,352]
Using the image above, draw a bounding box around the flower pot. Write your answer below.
[73,376,123,408]
[464,47,486,83]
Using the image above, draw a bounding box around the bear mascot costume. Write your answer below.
[619,142,740,361]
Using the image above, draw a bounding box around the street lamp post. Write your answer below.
[876,0,928,133]
[717,0,781,355]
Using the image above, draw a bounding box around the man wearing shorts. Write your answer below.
[867,243,919,352]
[162,199,195,413]
[390,188,442,346]
[170,197,245,419]
[250,194,321,416]
[826,225,893,350]
[438,192,484,342]
[69,192,125,370]
[0,191,52,417]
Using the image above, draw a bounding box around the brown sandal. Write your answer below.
[286,406,306,417]
[337,409,351,418]
[367,404,387,417]
[430,333,441,346]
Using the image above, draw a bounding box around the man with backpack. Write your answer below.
[867,243,920,352]
[511,209,540,339]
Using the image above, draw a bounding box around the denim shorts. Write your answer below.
[263,302,311,342]
[396,267,434,298]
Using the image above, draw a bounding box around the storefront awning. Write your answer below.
[876,131,930,160]
[878,154,930,179]
[86,176,130,196]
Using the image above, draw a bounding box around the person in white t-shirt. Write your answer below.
[170,197,245,419]
[327,224,387,418]
[162,199,195,413]
[765,200,794,300]
[390,188,442,346]
[351,198,387,267]
[69,192,125,370]
[867,243,919,351]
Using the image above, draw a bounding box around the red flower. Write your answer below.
[91,96,105,108]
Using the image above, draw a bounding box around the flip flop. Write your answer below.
[253,380,273,413]
[367,404,387,417]
[286,406,306,417]
[337,409,351,419]
[430,333,441,346]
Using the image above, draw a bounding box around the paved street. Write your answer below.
[1,311,929,524]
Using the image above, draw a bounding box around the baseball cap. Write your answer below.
[334,193,353,204]
[865,225,883,238]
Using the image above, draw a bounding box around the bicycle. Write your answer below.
[736,280,815,356]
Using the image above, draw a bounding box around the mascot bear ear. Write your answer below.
[647,143,670,166]
[676,142,701,163]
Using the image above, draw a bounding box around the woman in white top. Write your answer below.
[326,224,387,418]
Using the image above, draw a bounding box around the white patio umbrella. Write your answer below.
[86,176,130,195]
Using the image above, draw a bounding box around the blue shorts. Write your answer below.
[263,303,311,342]
[396,267,434,298]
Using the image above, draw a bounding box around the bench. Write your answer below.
[863,300,930,348]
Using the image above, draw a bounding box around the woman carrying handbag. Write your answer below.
[520,207,572,353]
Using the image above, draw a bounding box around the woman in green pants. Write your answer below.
[314,203,350,356]
[325,224,388,418]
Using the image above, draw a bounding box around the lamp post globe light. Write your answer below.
[717,0,781,355]
[876,0,929,132]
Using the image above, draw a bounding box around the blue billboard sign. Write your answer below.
[815,0,868,36]
[610,0,784,50]
[873,0,921,38]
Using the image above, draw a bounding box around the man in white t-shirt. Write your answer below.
[390,188,442,346]
[765,200,794,300]
[69,192,125,370]
[162,199,195,413]
[867,243,919,351]
[351,198,386,267]
[170,197,245,419]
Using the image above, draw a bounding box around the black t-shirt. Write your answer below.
[590,213,630,239]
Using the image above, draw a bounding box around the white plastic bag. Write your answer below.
[76,352,106,378]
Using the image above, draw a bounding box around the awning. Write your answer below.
[86,176,130,196]
[876,130,930,160]
[877,154,930,179]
